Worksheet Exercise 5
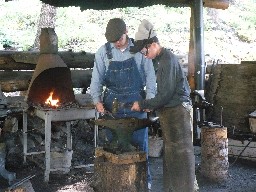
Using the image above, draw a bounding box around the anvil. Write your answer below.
[93,117,153,153]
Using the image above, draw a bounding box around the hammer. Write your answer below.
[112,98,159,122]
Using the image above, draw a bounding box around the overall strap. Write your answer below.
[130,38,134,44]
[105,42,113,61]
[105,38,134,60]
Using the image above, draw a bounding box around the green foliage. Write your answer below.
[0,0,255,62]
[236,30,255,43]
[0,0,40,50]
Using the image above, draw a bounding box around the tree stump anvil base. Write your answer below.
[91,147,148,192]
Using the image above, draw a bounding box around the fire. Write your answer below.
[45,91,59,107]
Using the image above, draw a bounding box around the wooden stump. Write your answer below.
[92,147,148,192]
[201,127,229,182]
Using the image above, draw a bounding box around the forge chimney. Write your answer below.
[26,28,75,107]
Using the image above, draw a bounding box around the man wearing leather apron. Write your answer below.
[131,20,197,192]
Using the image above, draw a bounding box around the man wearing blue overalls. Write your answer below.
[90,18,156,190]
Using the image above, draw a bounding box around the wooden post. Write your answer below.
[200,127,229,182]
[92,147,148,192]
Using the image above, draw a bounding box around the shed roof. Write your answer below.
[39,0,229,10]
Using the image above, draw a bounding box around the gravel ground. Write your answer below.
[1,121,256,192]
[1,147,256,192]
[150,150,256,192]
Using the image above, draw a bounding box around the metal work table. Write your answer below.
[23,105,96,182]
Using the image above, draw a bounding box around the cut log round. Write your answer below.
[200,127,229,182]
[92,147,148,192]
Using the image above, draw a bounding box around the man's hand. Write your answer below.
[131,101,141,111]
[96,102,105,113]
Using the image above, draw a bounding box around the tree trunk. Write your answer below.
[32,3,57,49]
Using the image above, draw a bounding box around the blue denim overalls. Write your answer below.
[103,56,152,185]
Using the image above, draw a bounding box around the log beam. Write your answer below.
[0,69,92,92]
[0,51,95,70]
[38,0,229,10]
[204,0,229,10]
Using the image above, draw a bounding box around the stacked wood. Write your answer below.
[92,147,147,192]
[201,127,229,182]
[205,62,256,133]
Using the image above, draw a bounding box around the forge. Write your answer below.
[22,28,95,182]
[26,28,75,107]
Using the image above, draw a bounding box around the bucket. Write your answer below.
[149,136,163,157]
[50,150,73,172]
[249,111,256,133]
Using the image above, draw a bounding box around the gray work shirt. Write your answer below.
[140,48,191,110]
[90,38,156,104]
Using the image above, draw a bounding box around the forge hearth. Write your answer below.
[26,28,75,107]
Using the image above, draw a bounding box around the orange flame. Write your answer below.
[45,91,59,107]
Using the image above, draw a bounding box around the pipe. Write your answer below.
[194,0,205,92]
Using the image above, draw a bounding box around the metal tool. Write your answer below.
[220,106,223,127]
[191,90,213,146]
[100,110,115,119]
[4,174,36,191]
[112,98,159,121]
[112,98,133,114]
[92,117,155,153]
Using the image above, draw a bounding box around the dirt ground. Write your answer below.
[1,118,256,192]
[1,146,256,192]
[149,150,256,192]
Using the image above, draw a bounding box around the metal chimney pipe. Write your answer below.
[194,0,205,92]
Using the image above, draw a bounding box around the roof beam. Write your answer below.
[36,0,229,10]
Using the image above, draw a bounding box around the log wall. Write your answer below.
[0,51,188,93]
[0,51,94,93]
[1,50,255,135]
[206,62,256,133]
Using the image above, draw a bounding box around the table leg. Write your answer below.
[44,111,52,182]
[66,122,72,150]
[94,111,99,148]
[23,110,27,163]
